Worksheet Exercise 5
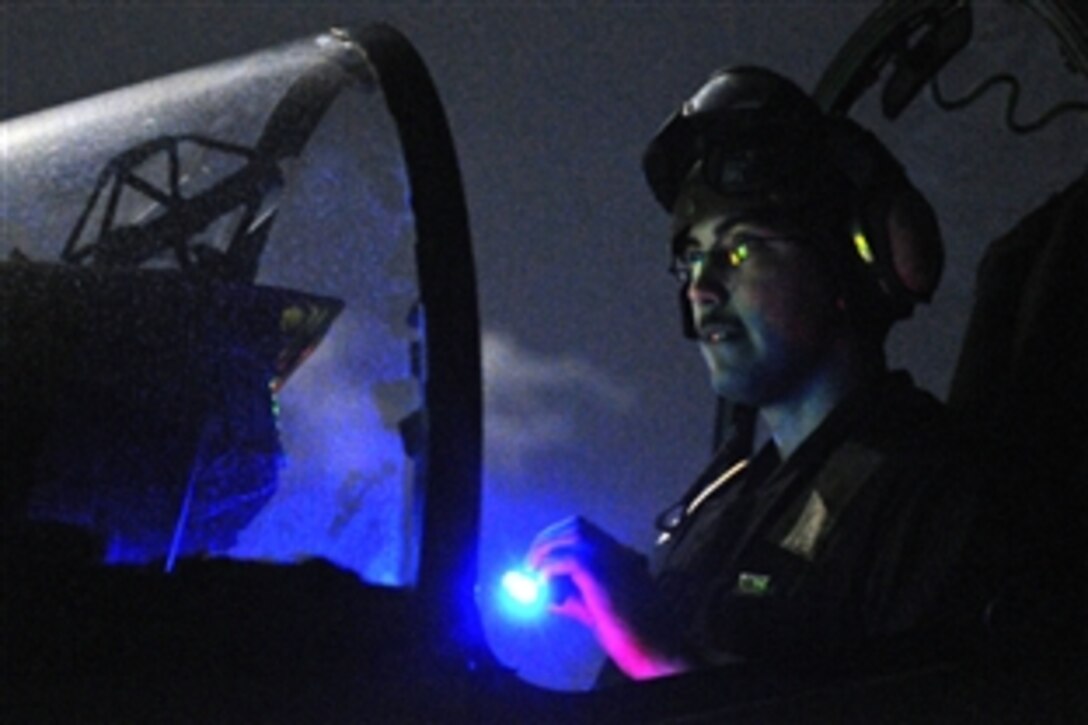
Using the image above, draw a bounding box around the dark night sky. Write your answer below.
[3,1,1085,690]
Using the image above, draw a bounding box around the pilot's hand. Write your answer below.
[526,515,695,680]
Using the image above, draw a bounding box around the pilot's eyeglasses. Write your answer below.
[670,243,750,282]
[669,235,803,283]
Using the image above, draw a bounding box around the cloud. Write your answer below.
[482,330,635,473]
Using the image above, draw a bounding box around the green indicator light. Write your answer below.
[853,230,875,264]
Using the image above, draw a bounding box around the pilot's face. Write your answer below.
[671,184,841,407]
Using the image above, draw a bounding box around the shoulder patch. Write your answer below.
[771,441,885,560]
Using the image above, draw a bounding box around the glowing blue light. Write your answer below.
[498,568,549,620]
[502,570,543,604]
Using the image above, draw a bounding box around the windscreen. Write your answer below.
[1,31,426,587]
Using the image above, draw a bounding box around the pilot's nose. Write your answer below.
[686,263,727,309]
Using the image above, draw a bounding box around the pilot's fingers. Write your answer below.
[532,554,598,627]
[529,515,596,548]
[527,515,598,569]
[550,590,593,627]
[533,546,587,580]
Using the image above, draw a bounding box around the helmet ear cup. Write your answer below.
[884,184,943,303]
[825,118,944,321]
